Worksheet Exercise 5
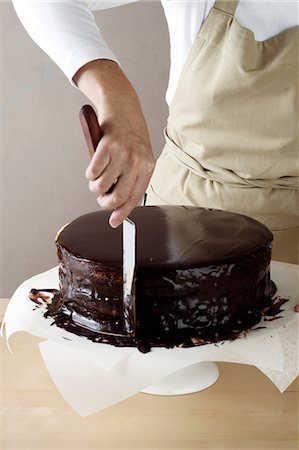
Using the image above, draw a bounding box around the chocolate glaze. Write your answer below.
[56,206,273,268]
[29,279,284,354]
[52,206,276,350]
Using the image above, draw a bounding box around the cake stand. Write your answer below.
[141,362,219,395]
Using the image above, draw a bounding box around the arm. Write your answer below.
[12,0,155,227]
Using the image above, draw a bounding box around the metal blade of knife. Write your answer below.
[122,217,136,335]
[79,104,136,336]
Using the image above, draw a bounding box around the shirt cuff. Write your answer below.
[65,45,120,87]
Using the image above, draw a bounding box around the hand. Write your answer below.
[295,304,299,312]
[86,107,155,228]
[74,60,155,228]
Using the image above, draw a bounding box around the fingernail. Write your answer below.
[109,219,119,228]
[109,214,121,228]
[85,165,93,179]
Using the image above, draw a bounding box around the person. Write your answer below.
[12,0,299,265]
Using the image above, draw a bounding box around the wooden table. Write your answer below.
[1,298,298,450]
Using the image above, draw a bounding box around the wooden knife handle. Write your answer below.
[79,104,115,194]
[79,104,102,157]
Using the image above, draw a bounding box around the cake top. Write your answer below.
[56,206,273,268]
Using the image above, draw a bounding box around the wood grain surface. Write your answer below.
[0,299,298,450]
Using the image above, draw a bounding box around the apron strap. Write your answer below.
[214,0,239,16]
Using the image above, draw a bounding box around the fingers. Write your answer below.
[85,138,111,180]
[108,175,153,228]
[98,170,152,228]
[98,169,137,209]
[89,162,120,197]
[83,108,155,226]
[85,136,155,225]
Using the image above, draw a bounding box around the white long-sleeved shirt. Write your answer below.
[12,0,299,104]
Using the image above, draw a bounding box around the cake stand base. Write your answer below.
[141,362,219,396]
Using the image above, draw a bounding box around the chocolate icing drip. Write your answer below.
[28,280,285,354]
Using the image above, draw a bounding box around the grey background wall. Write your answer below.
[0,1,169,297]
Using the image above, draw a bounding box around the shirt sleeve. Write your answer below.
[12,0,137,85]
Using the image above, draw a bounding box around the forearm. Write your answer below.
[73,59,142,120]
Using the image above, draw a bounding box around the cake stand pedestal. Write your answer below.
[141,362,219,396]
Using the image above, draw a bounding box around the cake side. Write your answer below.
[57,244,125,336]
[56,238,274,350]
[136,245,274,345]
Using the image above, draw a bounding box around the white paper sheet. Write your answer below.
[1,261,298,416]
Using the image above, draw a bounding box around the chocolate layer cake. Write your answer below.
[53,206,275,351]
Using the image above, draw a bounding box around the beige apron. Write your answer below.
[147,0,299,264]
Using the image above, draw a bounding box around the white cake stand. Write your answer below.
[141,361,219,395]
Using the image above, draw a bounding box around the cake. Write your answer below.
[49,206,275,352]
